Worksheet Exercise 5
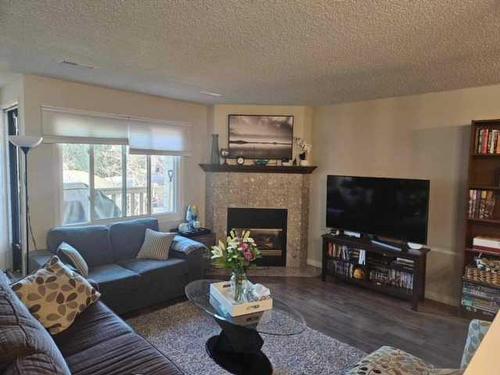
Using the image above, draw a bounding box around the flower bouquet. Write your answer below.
[211,230,261,303]
[294,137,312,165]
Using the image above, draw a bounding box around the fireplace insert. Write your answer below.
[227,208,287,267]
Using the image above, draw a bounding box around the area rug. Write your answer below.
[127,301,365,374]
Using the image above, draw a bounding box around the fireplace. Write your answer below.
[227,208,287,267]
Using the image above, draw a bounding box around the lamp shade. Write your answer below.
[9,136,43,149]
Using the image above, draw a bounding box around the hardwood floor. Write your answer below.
[250,276,469,369]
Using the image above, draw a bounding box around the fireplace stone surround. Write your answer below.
[204,171,311,268]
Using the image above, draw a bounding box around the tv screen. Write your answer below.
[326,175,430,244]
[228,114,293,159]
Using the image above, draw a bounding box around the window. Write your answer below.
[61,144,179,225]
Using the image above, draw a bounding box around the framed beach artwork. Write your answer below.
[227,114,294,159]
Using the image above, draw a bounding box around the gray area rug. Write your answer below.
[127,301,365,374]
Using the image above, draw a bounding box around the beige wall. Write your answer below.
[309,83,500,306]
[210,104,314,162]
[21,75,209,251]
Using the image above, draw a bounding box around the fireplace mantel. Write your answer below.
[199,164,316,174]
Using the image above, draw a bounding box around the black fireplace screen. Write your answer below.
[227,208,287,266]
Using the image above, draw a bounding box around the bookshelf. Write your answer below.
[321,234,430,310]
[462,120,500,320]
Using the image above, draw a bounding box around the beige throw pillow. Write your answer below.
[136,228,175,260]
[11,256,100,335]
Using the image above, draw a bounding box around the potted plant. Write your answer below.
[211,230,261,303]
[294,137,312,166]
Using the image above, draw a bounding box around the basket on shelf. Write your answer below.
[464,266,500,287]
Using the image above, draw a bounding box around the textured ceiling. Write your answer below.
[1,0,500,105]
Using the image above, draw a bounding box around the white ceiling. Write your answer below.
[1,0,500,105]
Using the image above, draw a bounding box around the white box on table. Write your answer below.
[209,281,272,317]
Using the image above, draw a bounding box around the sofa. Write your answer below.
[345,319,491,374]
[0,270,182,374]
[30,218,206,315]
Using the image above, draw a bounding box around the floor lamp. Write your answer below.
[9,136,43,275]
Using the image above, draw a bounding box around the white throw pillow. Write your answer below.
[136,229,175,260]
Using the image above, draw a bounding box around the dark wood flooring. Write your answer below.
[126,275,470,369]
[250,276,469,369]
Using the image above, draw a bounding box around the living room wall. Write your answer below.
[309,83,500,306]
[21,75,210,254]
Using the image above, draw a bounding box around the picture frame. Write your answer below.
[227,114,294,160]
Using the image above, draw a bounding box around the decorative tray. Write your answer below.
[209,281,273,317]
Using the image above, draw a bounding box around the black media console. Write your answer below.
[321,233,430,310]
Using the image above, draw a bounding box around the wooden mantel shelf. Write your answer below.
[199,163,317,174]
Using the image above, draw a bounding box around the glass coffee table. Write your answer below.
[185,279,306,375]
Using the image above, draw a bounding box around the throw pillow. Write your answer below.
[11,256,100,335]
[136,228,175,260]
[57,242,89,277]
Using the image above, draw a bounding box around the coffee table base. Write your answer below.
[206,336,272,375]
[205,318,272,375]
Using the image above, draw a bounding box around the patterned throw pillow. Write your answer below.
[136,228,175,260]
[11,256,100,335]
[57,242,89,277]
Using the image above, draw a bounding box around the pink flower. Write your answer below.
[240,243,249,252]
[243,249,254,261]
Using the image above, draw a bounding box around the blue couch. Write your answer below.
[30,218,206,315]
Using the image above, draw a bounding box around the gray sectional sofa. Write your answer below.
[30,218,206,315]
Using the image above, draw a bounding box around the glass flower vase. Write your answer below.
[230,271,248,304]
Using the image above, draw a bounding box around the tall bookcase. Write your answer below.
[462,120,500,319]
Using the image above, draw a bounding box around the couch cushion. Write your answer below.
[47,225,113,267]
[0,272,70,374]
[11,256,101,335]
[88,264,141,313]
[118,258,188,280]
[109,218,159,261]
[64,333,182,375]
[88,264,140,289]
[117,258,188,303]
[52,301,133,357]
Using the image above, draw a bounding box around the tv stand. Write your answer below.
[370,239,404,252]
[321,233,430,310]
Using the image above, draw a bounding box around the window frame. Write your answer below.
[58,143,182,226]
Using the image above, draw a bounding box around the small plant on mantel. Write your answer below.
[211,230,261,303]
[294,137,312,165]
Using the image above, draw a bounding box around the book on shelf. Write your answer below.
[468,189,496,219]
[462,281,500,302]
[327,243,366,265]
[472,236,500,252]
[369,268,414,290]
[461,281,499,315]
[475,128,500,154]
[326,258,414,290]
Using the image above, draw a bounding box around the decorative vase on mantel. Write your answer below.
[299,152,310,166]
[210,134,220,165]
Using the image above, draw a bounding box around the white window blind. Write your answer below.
[41,107,128,144]
[41,107,191,155]
[128,120,191,156]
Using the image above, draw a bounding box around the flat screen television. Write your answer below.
[326,175,430,244]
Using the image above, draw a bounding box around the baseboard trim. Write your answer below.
[307,259,322,268]
[425,291,459,307]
